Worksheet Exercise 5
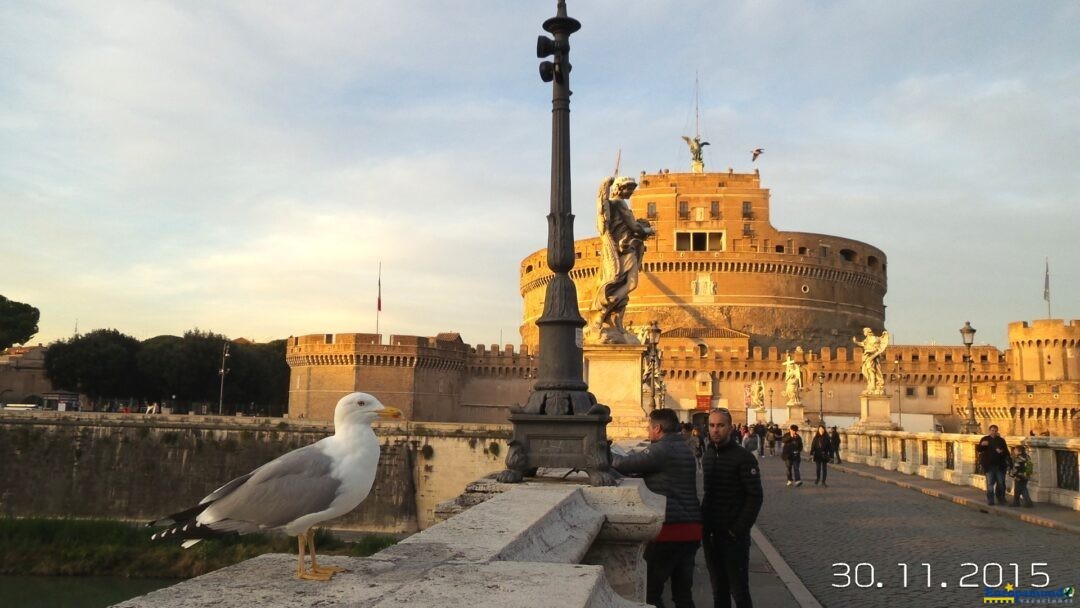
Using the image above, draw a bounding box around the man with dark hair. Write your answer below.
[976,424,1011,506]
[612,408,701,607]
[780,425,803,487]
[703,408,763,608]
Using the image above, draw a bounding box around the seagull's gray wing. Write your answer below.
[200,444,341,530]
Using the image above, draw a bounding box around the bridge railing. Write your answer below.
[832,429,1080,511]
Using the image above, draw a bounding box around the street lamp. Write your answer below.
[768,387,774,424]
[959,321,979,433]
[643,321,663,410]
[891,356,908,430]
[218,342,230,415]
[815,364,825,426]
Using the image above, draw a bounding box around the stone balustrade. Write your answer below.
[829,429,1080,510]
[117,476,666,608]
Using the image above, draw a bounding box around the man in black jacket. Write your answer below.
[612,408,701,607]
[975,424,1011,505]
[703,408,763,608]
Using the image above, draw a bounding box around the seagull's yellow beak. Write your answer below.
[377,407,402,419]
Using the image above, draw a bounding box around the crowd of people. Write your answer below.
[610,415,1038,606]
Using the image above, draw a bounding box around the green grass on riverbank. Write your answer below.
[0,518,397,579]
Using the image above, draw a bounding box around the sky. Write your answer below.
[2,1,1078,350]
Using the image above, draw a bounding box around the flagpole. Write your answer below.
[1044,258,1051,319]
[376,261,382,342]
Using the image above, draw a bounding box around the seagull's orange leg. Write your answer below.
[296,530,334,581]
[307,530,348,577]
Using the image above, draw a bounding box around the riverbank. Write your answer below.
[0,518,397,579]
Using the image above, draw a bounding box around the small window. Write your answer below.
[980,354,988,363]
[692,233,707,250]
[840,248,857,262]
[928,354,936,362]
[1052,385,1060,394]
[911,354,920,362]
[678,201,689,219]
[775,245,784,253]
[867,255,879,268]
[926,386,936,397]
[743,223,753,236]
[1025,384,1035,393]
[575,251,582,259]
[742,201,752,218]
[991,385,997,395]
[676,233,691,251]
[647,202,657,218]
[324,334,334,344]
[944,353,953,363]
[820,245,829,257]
[905,387,916,397]
[798,246,808,255]
[710,201,720,218]
[525,264,533,273]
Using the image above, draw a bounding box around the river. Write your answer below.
[0,575,178,608]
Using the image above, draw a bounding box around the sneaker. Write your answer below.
[795,480,803,487]
[786,481,793,486]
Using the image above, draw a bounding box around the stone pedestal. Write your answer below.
[783,405,806,429]
[850,393,899,431]
[584,344,648,440]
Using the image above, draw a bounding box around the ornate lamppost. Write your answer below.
[815,364,826,426]
[217,342,230,415]
[891,356,909,430]
[959,321,980,433]
[643,321,663,410]
[497,1,614,486]
[767,388,774,425]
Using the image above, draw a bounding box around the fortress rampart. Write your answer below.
[519,170,887,352]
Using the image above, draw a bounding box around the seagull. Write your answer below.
[751,148,764,162]
[149,392,400,581]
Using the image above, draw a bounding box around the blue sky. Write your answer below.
[2,1,1078,349]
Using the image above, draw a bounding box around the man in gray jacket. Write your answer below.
[612,408,702,608]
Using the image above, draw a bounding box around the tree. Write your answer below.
[0,295,40,349]
[44,329,142,399]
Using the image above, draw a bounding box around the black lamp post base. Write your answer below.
[496,407,616,486]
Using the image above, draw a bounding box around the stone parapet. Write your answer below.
[833,428,1080,511]
[118,477,664,608]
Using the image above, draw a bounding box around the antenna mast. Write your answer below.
[694,71,700,138]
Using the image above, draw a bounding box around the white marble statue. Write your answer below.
[852,328,890,395]
[751,380,766,411]
[586,176,656,343]
[782,354,804,406]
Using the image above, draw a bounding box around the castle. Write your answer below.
[286,164,1078,435]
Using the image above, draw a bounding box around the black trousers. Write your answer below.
[644,540,700,608]
[703,531,752,608]
[815,460,828,483]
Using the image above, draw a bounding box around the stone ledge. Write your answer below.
[117,478,663,607]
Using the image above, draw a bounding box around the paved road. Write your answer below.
[753,453,1080,608]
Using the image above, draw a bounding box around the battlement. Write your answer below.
[1009,319,1080,344]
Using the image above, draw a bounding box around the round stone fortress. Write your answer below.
[520,169,887,352]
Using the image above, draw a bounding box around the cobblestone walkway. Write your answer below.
[753,454,1080,608]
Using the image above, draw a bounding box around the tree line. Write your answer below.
[43,329,290,415]
[1,294,289,416]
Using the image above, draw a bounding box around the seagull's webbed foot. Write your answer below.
[306,529,349,577]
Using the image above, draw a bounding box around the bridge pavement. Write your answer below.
[657,451,1078,607]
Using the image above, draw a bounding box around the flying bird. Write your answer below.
[751,148,764,162]
[149,392,401,581]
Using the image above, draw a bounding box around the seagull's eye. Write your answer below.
[358,401,365,407]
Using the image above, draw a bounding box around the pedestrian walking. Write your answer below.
[754,423,766,457]
[702,408,763,608]
[780,425,803,486]
[829,426,842,463]
[975,424,1011,506]
[611,408,701,607]
[766,424,779,457]
[810,425,832,486]
[1009,445,1034,508]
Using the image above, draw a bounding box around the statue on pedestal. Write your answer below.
[782,353,804,406]
[852,327,890,395]
[751,380,766,411]
[586,176,655,343]
[681,135,710,163]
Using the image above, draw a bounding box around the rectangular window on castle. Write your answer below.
[741,201,753,219]
[906,387,916,397]
[926,386,936,397]
[692,232,707,250]
[1026,385,1035,393]
[647,202,657,218]
[710,201,720,218]
[676,232,692,251]
[678,201,690,219]
[708,232,725,251]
